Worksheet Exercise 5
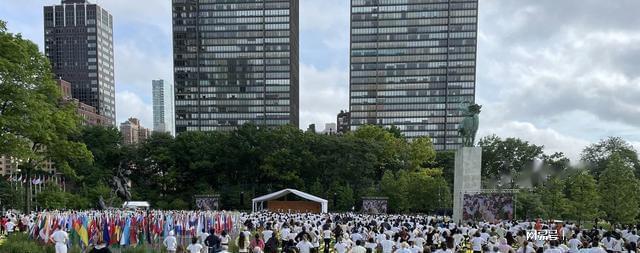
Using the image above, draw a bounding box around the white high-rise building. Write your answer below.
[152,79,175,135]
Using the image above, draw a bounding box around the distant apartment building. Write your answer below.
[322,123,338,134]
[120,118,151,145]
[44,0,116,125]
[58,79,110,126]
[337,110,351,134]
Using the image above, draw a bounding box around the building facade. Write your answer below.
[172,0,299,133]
[349,0,478,150]
[152,79,175,135]
[337,110,351,134]
[44,0,116,125]
[120,118,151,145]
[58,79,110,126]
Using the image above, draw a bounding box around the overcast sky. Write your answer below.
[1,0,639,161]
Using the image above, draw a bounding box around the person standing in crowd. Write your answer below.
[297,235,315,253]
[205,229,221,253]
[237,231,250,253]
[323,224,333,253]
[264,232,278,253]
[381,234,396,253]
[50,227,69,253]
[250,233,265,251]
[335,236,350,253]
[221,231,231,250]
[5,218,15,234]
[365,237,378,253]
[471,232,487,253]
[567,234,581,253]
[187,237,205,253]
[516,241,535,253]
[0,216,6,235]
[351,240,367,253]
[164,231,178,253]
[89,237,111,253]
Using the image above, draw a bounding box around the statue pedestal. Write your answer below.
[452,147,482,223]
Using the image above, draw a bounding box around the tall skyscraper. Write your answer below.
[349,0,478,150]
[152,79,175,135]
[44,0,116,125]
[172,0,299,133]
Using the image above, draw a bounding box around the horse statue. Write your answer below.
[457,102,482,147]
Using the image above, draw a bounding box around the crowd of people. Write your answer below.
[1,210,639,253]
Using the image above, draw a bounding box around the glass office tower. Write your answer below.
[44,0,116,125]
[172,0,299,133]
[349,0,478,150]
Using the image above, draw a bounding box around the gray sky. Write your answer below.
[1,0,639,161]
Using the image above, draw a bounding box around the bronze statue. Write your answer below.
[457,102,481,147]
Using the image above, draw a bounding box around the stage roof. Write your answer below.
[252,188,328,213]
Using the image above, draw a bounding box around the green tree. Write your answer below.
[36,182,69,210]
[478,135,545,187]
[564,171,600,224]
[380,170,408,212]
[408,137,436,170]
[0,20,92,210]
[582,137,640,178]
[515,190,545,219]
[599,154,640,224]
[539,177,569,219]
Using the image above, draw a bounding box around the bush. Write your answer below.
[0,233,55,253]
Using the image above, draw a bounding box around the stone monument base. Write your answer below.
[452,147,482,223]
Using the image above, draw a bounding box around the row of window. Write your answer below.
[197,86,290,93]
[350,88,474,97]
[198,30,289,38]
[353,6,476,15]
[350,82,475,91]
[201,44,289,52]
[179,120,290,130]
[200,72,290,79]
[200,37,289,45]
[178,113,290,119]
[198,16,289,25]
[351,60,475,70]
[177,99,290,106]
[352,0,477,6]
[196,65,290,72]
[195,9,289,17]
[351,95,473,104]
[353,74,475,84]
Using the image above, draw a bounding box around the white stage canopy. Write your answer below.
[252,188,328,213]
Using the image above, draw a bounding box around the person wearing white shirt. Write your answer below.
[297,236,314,253]
[351,240,367,253]
[628,231,640,246]
[516,241,535,253]
[544,241,564,253]
[409,241,423,253]
[5,220,15,233]
[335,238,350,253]
[365,238,378,253]
[590,241,608,253]
[263,228,274,243]
[187,237,205,253]
[601,234,617,252]
[164,231,178,253]
[381,235,396,253]
[50,228,69,253]
[567,234,581,253]
[471,232,487,253]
